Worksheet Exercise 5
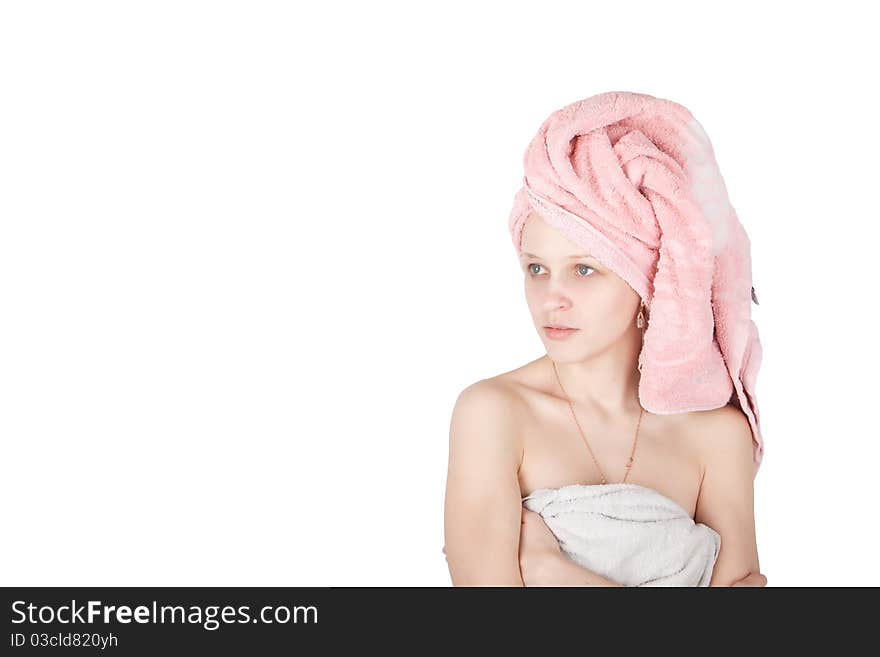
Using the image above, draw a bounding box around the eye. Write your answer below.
[526,263,595,277]
[576,264,595,277]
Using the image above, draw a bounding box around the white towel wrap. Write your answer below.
[522,482,720,587]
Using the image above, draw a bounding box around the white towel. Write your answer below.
[521,483,720,587]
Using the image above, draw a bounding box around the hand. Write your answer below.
[518,507,564,586]
[731,571,768,587]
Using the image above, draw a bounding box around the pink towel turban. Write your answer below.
[508,91,764,475]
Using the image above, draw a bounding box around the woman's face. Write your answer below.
[519,212,642,359]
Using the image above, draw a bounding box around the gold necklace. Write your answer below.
[551,358,644,485]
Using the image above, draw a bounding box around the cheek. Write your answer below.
[523,281,541,307]
[594,296,639,335]
[523,284,564,316]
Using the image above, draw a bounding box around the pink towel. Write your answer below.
[508,91,764,475]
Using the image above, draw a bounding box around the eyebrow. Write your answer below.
[519,252,594,259]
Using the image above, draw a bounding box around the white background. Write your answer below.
[1,1,877,586]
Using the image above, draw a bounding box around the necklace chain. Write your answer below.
[550,358,644,486]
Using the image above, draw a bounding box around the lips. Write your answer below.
[545,325,575,329]
[544,326,579,340]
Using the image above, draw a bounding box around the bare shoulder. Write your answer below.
[686,403,756,475]
[454,375,520,410]
[447,357,547,483]
[449,377,525,469]
[444,376,529,584]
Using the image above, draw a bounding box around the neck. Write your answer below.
[544,331,643,419]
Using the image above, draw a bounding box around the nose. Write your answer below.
[542,284,572,313]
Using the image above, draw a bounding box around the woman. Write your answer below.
[443,91,768,587]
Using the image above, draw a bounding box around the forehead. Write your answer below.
[520,212,592,258]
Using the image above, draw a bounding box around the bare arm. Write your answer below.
[529,551,621,587]
[443,392,768,587]
[516,402,768,587]
[524,541,766,587]
[443,380,525,586]
[693,405,762,587]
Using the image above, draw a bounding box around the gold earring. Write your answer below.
[636,301,646,329]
